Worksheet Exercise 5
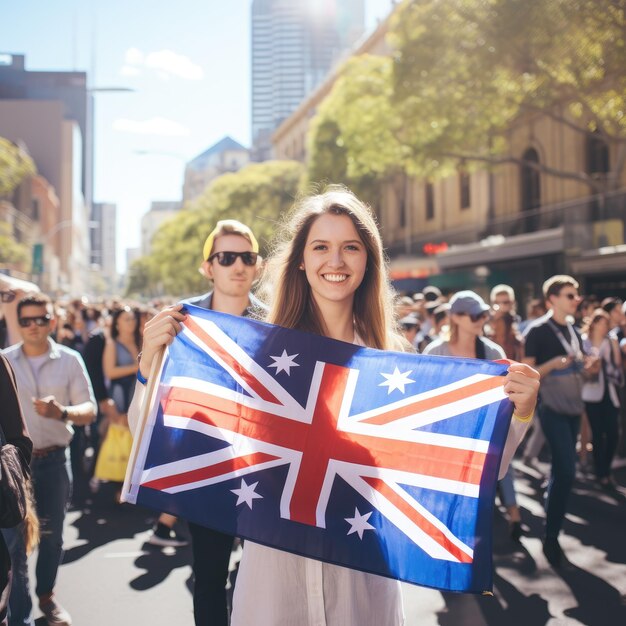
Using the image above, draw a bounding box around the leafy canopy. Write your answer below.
[0,137,36,197]
[390,0,626,186]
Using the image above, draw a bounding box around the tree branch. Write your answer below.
[437,150,604,193]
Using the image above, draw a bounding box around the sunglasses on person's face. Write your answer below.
[459,311,489,322]
[18,314,51,328]
[560,292,579,300]
[208,251,258,267]
[0,290,16,304]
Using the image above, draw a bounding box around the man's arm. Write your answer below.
[33,398,97,426]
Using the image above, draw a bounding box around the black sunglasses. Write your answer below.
[18,314,51,328]
[1,290,16,304]
[208,251,258,267]
[459,311,489,322]
[561,293,578,300]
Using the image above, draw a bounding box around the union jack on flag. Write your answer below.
[123,305,514,593]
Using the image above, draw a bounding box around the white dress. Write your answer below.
[231,332,405,626]
[231,542,404,626]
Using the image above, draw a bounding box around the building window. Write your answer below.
[521,148,541,211]
[586,131,610,178]
[459,170,470,210]
[521,147,541,233]
[32,198,40,221]
[399,195,406,228]
[425,182,435,220]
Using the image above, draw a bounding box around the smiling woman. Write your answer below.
[260,186,404,351]
[234,186,407,626]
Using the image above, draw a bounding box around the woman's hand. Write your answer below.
[504,362,540,419]
[139,304,187,379]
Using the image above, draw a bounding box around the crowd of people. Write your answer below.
[397,278,626,570]
[0,185,622,625]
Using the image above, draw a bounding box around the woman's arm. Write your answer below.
[128,304,187,435]
[498,361,540,478]
[103,338,137,380]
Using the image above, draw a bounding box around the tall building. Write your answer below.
[183,136,249,203]
[0,99,89,294]
[0,54,91,208]
[141,201,182,256]
[251,0,365,161]
[91,202,117,293]
[0,53,93,294]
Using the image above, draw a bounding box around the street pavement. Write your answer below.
[30,457,626,625]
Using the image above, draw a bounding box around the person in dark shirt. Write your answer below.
[523,275,600,567]
[132,219,265,626]
[0,354,33,626]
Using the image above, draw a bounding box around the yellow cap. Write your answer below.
[202,219,259,260]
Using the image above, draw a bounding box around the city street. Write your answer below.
[31,457,626,625]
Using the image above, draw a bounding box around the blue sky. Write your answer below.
[1,0,393,271]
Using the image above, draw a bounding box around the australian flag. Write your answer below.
[122,304,514,593]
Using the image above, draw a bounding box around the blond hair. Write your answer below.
[259,186,403,350]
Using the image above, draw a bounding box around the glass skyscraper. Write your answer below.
[251,0,365,161]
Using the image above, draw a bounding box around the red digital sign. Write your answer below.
[423,242,449,255]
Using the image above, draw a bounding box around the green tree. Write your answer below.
[0,222,29,269]
[148,209,212,296]
[307,54,408,208]
[190,160,305,253]
[124,255,160,298]
[390,0,626,190]
[0,137,36,197]
[138,160,305,297]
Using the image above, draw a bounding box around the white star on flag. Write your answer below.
[231,479,263,509]
[379,366,415,394]
[268,349,300,375]
[345,508,375,540]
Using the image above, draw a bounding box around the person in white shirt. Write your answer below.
[2,293,96,626]
[581,308,623,489]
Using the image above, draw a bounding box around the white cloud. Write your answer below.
[112,117,190,136]
[125,47,145,65]
[145,49,203,80]
[120,65,141,77]
[120,47,203,80]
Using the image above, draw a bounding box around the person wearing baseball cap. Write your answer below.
[134,218,265,626]
[448,290,491,320]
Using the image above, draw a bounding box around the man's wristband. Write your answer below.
[60,408,69,422]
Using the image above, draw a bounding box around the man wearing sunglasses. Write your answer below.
[0,274,41,350]
[2,294,96,626]
[523,275,599,568]
[143,219,264,626]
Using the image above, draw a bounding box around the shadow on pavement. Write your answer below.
[131,542,193,591]
[63,482,156,564]
[437,460,626,626]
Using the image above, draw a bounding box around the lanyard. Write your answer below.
[547,318,582,360]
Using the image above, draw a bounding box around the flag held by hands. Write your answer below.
[122,305,513,593]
